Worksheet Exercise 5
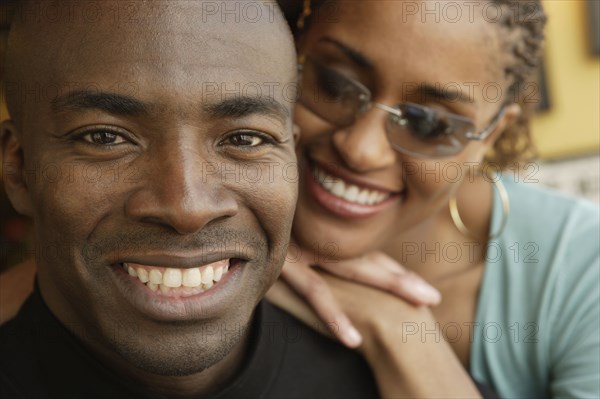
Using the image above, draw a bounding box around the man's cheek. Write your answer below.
[255,179,297,224]
[32,164,119,235]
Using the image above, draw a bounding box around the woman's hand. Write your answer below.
[267,270,482,398]
[267,245,441,348]
[319,272,482,398]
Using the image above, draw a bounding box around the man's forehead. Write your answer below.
[36,6,280,74]
[47,38,276,87]
[13,1,291,74]
[15,0,281,33]
[8,0,295,118]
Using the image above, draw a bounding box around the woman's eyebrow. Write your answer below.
[418,84,475,104]
[319,36,373,69]
[316,38,475,105]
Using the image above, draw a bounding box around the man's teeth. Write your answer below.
[163,268,182,288]
[137,268,149,283]
[314,167,389,205]
[149,269,162,284]
[182,268,201,287]
[124,262,229,292]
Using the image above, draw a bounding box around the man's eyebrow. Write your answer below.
[418,84,475,104]
[51,90,151,115]
[203,96,290,125]
[319,36,373,69]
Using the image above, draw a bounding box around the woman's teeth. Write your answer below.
[123,260,229,295]
[314,166,390,205]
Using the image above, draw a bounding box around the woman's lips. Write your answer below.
[312,159,403,194]
[305,161,404,220]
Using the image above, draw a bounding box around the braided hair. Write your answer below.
[279,0,547,169]
[486,0,547,168]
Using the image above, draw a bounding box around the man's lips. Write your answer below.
[120,259,231,296]
[108,257,248,321]
[305,159,404,219]
[111,251,248,269]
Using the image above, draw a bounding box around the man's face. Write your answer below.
[3,1,297,375]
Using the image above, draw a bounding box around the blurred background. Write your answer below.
[0,0,598,271]
[531,0,599,202]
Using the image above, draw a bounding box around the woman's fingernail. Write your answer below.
[415,280,442,304]
[345,326,363,347]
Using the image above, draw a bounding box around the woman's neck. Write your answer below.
[383,176,494,283]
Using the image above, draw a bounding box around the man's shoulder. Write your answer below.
[0,296,48,399]
[0,297,380,399]
[258,301,379,398]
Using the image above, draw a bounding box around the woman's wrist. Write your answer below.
[359,304,435,361]
[359,306,482,398]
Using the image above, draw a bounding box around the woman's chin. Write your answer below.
[291,215,379,261]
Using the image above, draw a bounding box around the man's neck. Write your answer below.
[83,317,253,398]
[37,277,257,397]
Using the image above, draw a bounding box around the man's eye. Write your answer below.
[226,133,267,147]
[81,130,127,146]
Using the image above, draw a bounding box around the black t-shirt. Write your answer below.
[0,285,380,399]
[0,287,498,398]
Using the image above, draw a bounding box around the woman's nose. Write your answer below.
[332,107,397,172]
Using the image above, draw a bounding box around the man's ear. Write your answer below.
[1,120,33,217]
[483,103,522,147]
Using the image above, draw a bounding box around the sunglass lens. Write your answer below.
[386,104,469,157]
[401,104,450,140]
[300,59,363,126]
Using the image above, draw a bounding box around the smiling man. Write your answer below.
[0,1,378,398]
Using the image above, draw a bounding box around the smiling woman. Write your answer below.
[267,0,600,398]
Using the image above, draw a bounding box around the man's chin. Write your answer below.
[111,330,243,377]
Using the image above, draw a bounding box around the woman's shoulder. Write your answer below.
[503,175,598,222]
[494,175,599,293]
[472,176,599,397]
[500,176,599,261]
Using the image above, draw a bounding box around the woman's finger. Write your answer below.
[280,263,363,348]
[319,254,442,306]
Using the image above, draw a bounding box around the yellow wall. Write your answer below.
[532,0,600,159]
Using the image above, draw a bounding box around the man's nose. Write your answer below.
[332,108,397,172]
[126,146,238,235]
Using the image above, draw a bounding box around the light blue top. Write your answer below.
[470,176,600,398]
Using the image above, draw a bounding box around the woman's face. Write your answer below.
[292,1,517,259]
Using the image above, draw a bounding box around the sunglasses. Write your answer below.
[298,55,505,158]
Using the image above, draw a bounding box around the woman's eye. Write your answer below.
[82,130,127,146]
[316,66,350,100]
[403,106,451,139]
[414,118,448,139]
